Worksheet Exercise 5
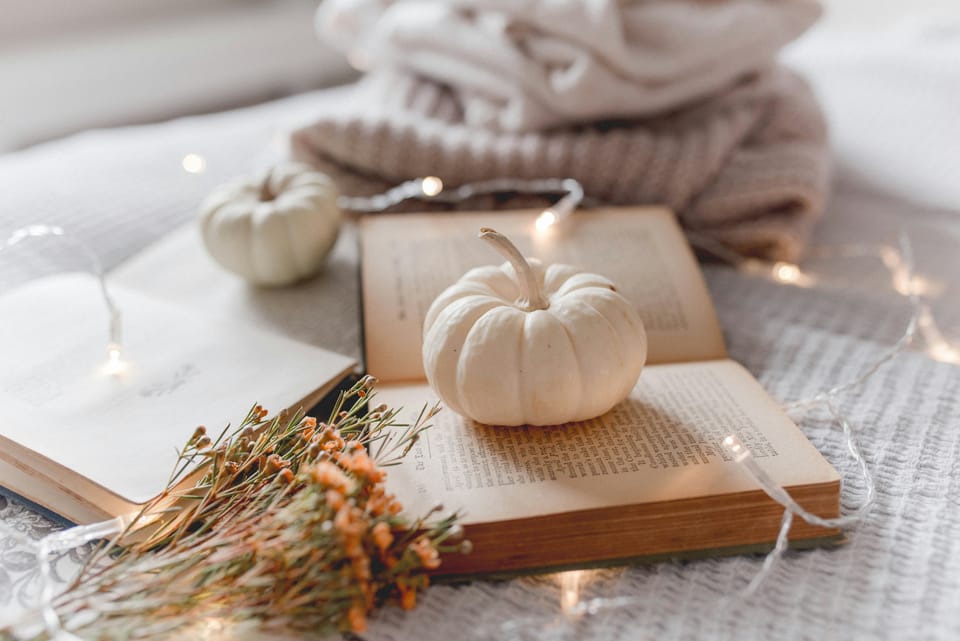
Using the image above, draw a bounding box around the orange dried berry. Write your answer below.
[334,504,354,533]
[372,522,394,552]
[278,468,294,484]
[366,495,385,517]
[302,417,317,429]
[352,555,371,580]
[347,604,367,633]
[311,462,350,491]
[410,538,441,570]
[345,451,380,482]
[326,489,345,510]
[344,539,363,558]
[400,586,417,610]
[265,454,285,473]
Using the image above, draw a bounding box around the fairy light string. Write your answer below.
[3,168,956,637]
[2,225,125,374]
[1,225,133,638]
[706,231,926,597]
[339,176,585,227]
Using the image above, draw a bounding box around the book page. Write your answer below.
[361,207,725,382]
[0,274,355,507]
[377,360,838,524]
[110,223,363,361]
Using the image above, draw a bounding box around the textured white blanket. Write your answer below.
[1,19,959,641]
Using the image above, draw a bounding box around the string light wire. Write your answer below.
[2,172,955,637]
[715,231,922,595]
[484,228,938,638]
[2,225,124,370]
[338,176,585,229]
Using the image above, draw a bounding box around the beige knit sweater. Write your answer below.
[294,68,828,261]
[293,1,830,262]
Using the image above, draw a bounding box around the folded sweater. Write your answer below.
[293,0,830,261]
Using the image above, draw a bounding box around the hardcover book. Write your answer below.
[0,274,356,524]
[1,206,842,575]
[358,207,842,575]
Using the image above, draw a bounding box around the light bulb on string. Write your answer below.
[692,231,959,366]
[103,342,127,376]
[181,153,207,174]
[535,208,558,232]
[338,176,585,236]
[559,570,586,616]
[2,224,126,376]
[420,175,444,197]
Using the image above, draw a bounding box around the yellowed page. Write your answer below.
[0,274,355,511]
[378,360,838,524]
[361,207,725,382]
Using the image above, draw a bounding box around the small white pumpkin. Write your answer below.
[422,228,647,426]
[198,162,341,286]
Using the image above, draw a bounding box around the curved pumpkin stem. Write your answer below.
[479,228,549,311]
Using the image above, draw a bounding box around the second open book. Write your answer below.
[360,207,841,574]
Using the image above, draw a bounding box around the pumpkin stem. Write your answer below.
[479,228,550,311]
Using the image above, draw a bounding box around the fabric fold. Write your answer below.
[294,0,830,261]
[294,68,829,261]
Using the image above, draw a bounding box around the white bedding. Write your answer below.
[1,19,959,641]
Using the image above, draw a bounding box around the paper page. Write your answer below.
[110,223,363,361]
[0,274,355,505]
[361,207,726,382]
[377,360,838,524]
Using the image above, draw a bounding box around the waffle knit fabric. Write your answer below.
[292,1,830,262]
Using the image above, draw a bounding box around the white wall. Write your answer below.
[0,0,353,151]
[1,0,956,152]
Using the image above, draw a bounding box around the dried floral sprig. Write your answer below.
[7,377,465,640]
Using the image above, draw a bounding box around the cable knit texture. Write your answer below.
[293,0,830,261]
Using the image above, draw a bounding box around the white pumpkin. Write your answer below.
[422,228,647,426]
[198,162,341,286]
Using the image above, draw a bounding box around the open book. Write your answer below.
[0,274,355,524]
[360,207,841,575]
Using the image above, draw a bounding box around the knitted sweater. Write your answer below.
[293,0,830,261]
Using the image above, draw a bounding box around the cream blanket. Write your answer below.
[295,0,830,261]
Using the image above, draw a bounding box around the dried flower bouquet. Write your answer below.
[6,377,465,640]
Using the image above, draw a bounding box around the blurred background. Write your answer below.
[0,0,353,151]
[1,0,957,153]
